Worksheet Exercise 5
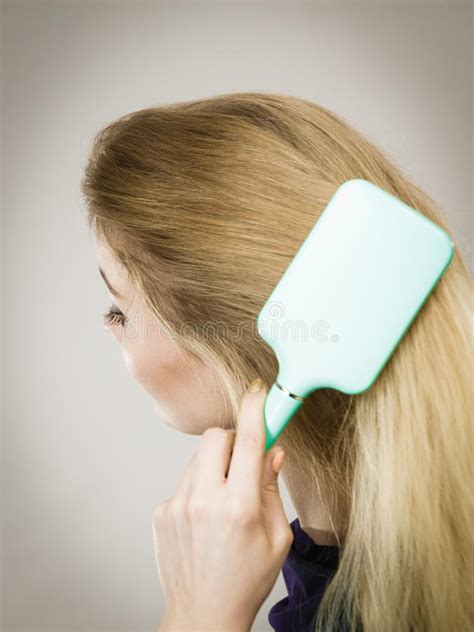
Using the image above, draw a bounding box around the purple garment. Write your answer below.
[267,517,340,632]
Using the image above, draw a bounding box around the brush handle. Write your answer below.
[263,383,305,452]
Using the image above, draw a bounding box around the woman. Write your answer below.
[81,92,473,632]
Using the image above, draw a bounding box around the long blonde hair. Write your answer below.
[81,92,473,631]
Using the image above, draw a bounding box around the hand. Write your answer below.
[152,377,293,632]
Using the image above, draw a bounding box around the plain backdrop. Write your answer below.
[1,1,472,631]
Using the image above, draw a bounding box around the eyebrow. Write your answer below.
[98,267,123,299]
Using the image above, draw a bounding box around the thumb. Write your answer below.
[262,445,285,489]
[261,446,288,535]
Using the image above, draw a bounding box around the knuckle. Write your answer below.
[235,430,264,451]
[187,497,208,519]
[203,427,228,440]
[169,498,186,517]
[225,497,257,525]
[152,502,167,527]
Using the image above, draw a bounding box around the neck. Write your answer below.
[281,460,348,547]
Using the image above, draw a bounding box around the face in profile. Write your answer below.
[92,230,232,434]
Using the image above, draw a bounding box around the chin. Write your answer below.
[152,402,194,433]
[153,402,174,427]
[154,402,216,436]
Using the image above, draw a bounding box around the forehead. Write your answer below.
[92,229,129,292]
[93,232,116,267]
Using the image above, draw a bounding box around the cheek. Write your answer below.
[120,318,184,393]
[122,344,179,390]
[117,317,233,431]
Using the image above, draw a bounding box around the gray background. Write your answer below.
[1,1,472,631]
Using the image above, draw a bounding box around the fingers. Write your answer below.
[175,377,271,506]
[194,427,236,491]
[226,378,268,502]
[175,428,236,498]
[261,444,285,488]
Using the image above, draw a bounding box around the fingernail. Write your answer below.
[248,377,265,393]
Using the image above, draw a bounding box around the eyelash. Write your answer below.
[103,303,128,327]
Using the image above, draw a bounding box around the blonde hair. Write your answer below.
[81,92,473,631]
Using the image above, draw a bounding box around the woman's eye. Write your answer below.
[102,303,128,327]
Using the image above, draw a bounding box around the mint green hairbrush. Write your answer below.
[258,179,454,452]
